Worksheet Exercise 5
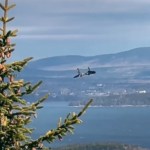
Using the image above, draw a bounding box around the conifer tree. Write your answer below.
[0,0,92,149]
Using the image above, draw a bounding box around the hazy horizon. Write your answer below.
[6,0,150,61]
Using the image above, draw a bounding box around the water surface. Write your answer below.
[31,102,150,148]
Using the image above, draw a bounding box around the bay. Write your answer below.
[30,102,150,148]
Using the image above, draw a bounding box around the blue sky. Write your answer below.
[4,0,150,61]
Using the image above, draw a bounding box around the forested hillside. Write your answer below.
[52,143,149,150]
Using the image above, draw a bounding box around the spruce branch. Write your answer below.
[0,0,93,149]
[33,94,49,106]
[8,95,26,105]
[22,94,49,111]
[6,4,16,11]
[10,29,18,37]
[0,3,5,11]
[0,93,12,105]
[25,81,42,94]
[21,99,93,149]
[7,57,33,72]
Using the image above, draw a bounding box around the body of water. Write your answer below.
[30,102,150,148]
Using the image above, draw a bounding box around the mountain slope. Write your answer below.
[28,47,150,71]
[19,47,150,105]
[20,47,150,80]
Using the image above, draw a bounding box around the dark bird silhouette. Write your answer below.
[85,67,96,75]
[73,68,85,78]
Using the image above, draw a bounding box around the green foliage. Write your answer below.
[0,0,92,149]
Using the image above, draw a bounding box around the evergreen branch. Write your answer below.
[0,0,93,149]
[1,17,7,23]
[24,116,32,125]
[3,0,8,35]
[0,17,3,22]
[36,106,43,109]
[10,80,24,88]
[6,17,15,23]
[3,125,32,143]
[23,82,31,86]
[0,82,9,91]
[5,30,11,39]
[7,57,33,71]
[0,3,5,11]
[0,107,10,114]
[23,57,33,62]
[8,95,26,105]
[12,105,23,111]
[31,81,42,92]
[21,95,48,112]
[34,94,49,106]
[0,93,12,105]
[18,127,33,134]
[25,81,42,94]
[6,4,16,11]
[21,99,92,149]
[4,48,14,54]
[9,43,16,47]
[77,99,93,117]
[10,29,18,37]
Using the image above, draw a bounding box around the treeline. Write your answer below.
[69,92,150,106]
[52,143,149,150]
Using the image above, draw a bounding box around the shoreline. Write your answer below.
[70,104,150,108]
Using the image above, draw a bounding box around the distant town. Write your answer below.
[20,48,150,106]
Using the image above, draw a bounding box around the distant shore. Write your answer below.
[70,104,150,108]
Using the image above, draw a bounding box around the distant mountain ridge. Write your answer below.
[28,47,150,71]
[20,47,150,106]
